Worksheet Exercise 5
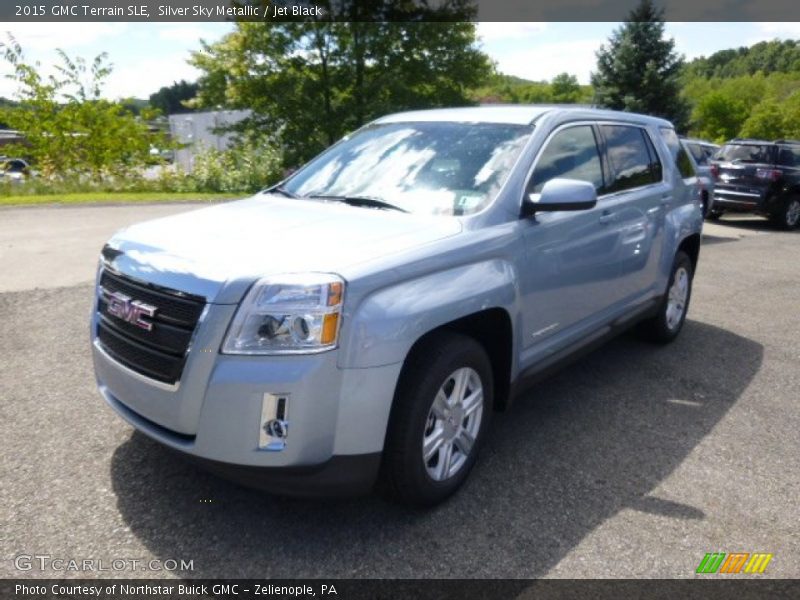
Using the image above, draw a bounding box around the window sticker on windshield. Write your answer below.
[456,192,484,211]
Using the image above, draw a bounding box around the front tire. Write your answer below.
[706,208,723,221]
[637,251,693,344]
[382,332,493,506]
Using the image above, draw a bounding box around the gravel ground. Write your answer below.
[1,205,798,579]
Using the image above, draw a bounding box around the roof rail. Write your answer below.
[774,139,800,145]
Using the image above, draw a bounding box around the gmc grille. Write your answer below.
[96,269,206,384]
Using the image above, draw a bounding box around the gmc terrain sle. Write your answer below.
[92,106,703,506]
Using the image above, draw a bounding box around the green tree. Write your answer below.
[591,0,689,129]
[740,99,786,140]
[550,73,583,103]
[780,92,800,139]
[690,92,750,142]
[190,13,490,166]
[149,80,198,115]
[0,37,158,179]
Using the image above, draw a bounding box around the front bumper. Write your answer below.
[179,452,382,497]
[92,306,403,495]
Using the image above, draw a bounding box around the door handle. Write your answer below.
[660,195,673,206]
[598,210,615,224]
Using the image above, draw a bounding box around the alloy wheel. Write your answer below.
[422,367,484,482]
[666,266,689,331]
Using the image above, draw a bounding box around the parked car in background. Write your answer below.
[91,106,703,506]
[709,139,800,230]
[681,138,720,218]
[683,139,720,167]
[0,157,31,182]
[681,138,719,218]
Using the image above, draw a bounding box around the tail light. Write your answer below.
[756,168,782,181]
[709,164,719,180]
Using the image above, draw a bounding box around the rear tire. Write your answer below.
[382,331,493,507]
[770,197,800,230]
[637,251,693,344]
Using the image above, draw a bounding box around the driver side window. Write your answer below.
[529,125,604,194]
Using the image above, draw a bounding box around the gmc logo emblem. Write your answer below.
[103,289,157,331]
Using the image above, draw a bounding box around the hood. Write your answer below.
[103,194,462,303]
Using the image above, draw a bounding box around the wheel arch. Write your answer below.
[400,308,514,413]
[678,232,701,275]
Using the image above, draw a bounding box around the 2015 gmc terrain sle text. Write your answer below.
[91,106,703,506]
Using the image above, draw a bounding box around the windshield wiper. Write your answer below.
[264,185,299,199]
[305,194,408,213]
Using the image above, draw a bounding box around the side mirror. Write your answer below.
[523,178,597,216]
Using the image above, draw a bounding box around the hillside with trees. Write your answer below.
[683,40,800,79]
[682,40,800,142]
[470,72,593,105]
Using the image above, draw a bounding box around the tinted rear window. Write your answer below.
[717,144,774,164]
[602,125,660,192]
[685,143,708,165]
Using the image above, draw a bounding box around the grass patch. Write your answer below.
[0,191,244,207]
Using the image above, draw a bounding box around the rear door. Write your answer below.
[597,123,669,302]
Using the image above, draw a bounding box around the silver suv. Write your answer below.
[91,106,703,506]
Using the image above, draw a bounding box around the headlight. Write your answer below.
[222,274,345,355]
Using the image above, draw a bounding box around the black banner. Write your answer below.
[3,0,800,22]
[3,579,800,600]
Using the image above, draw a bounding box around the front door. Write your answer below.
[518,123,625,366]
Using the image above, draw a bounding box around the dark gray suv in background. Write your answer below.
[710,139,800,229]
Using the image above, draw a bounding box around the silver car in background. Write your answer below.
[682,138,720,218]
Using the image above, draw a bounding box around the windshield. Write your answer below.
[281,121,533,216]
[716,144,774,164]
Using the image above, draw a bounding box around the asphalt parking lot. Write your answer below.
[1,203,798,579]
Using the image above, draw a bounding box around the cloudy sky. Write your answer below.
[1,22,799,100]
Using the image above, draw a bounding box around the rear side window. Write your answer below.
[659,127,695,178]
[642,130,663,182]
[703,145,718,161]
[601,125,660,193]
[686,143,708,165]
[777,146,800,167]
[529,125,604,194]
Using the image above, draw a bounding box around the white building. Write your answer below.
[168,110,252,172]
